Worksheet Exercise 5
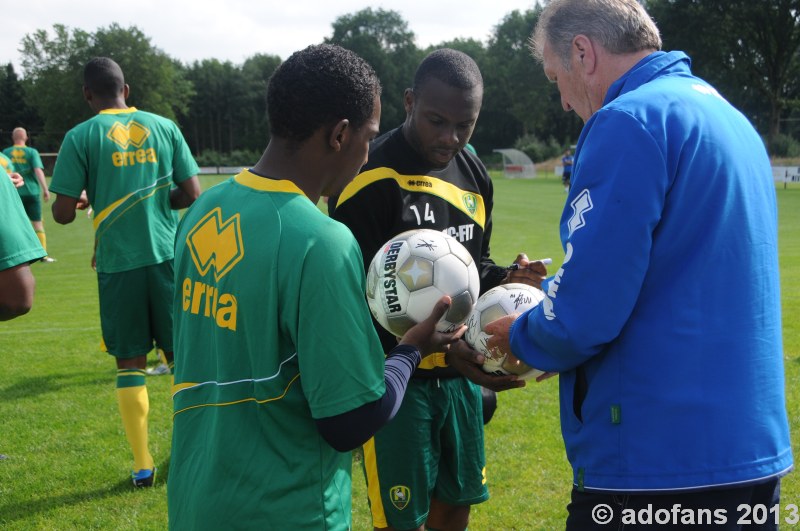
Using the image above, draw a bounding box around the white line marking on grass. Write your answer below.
[0,326,100,335]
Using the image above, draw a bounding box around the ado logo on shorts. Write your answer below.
[390,485,411,510]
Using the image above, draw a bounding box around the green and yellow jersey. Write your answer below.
[169,170,385,530]
[0,169,45,269]
[50,107,199,273]
[2,145,43,198]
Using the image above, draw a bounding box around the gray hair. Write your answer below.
[530,0,662,67]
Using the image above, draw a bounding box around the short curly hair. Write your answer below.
[267,44,382,144]
[412,48,483,93]
[84,57,126,99]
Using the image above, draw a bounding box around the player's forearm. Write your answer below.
[52,195,78,224]
[34,168,47,189]
[0,265,35,321]
[170,177,201,209]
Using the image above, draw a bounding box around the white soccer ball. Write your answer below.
[366,228,480,337]
[465,283,546,380]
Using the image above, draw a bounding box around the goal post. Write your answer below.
[493,149,537,179]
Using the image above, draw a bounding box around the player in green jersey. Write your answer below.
[168,43,465,531]
[0,170,45,459]
[1,170,46,320]
[50,57,201,488]
[3,128,54,261]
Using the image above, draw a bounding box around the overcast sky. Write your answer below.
[1,0,538,72]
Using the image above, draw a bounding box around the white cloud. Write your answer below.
[0,0,537,71]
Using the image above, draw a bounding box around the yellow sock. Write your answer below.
[35,230,46,252]
[116,369,154,472]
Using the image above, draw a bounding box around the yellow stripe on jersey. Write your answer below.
[93,176,172,232]
[337,167,487,229]
[172,373,301,418]
[172,382,198,395]
[235,170,307,196]
[99,106,138,115]
[172,352,301,414]
[419,351,448,370]
[93,195,129,230]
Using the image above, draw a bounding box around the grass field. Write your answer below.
[1,173,798,530]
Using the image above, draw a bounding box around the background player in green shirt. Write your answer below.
[0,170,46,320]
[50,57,201,488]
[169,43,465,531]
[4,127,54,262]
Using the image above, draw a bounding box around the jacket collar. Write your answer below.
[603,51,691,106]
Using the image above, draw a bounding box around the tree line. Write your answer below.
[1,2,798,165]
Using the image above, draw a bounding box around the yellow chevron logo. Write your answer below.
[9,148,25,164]
[107,120,151,149]
[186,208,244,281]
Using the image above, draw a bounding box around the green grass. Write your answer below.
[0,174,798,530]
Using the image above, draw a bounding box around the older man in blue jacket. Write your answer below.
[484,1,793,529]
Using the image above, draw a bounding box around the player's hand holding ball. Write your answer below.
[365,229,480,337]
[484,315,555,383]
[446,339,526,392]
[465,284,545,380]
[398,296,466,357]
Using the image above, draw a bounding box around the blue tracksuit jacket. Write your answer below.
[510,51,793,492]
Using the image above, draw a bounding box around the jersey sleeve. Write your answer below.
[49,130,88,199]
[294,220,386,419]
[0,175,46,269]
[511,110,667,372]
[31,149,44,170]
[168,122,200,184]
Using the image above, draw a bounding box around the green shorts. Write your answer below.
[362,376,489,529]
[19,194,42,222]
[97,261,174,359]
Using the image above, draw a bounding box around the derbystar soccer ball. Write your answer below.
[465,283,546,380]
[366,228,480,337]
